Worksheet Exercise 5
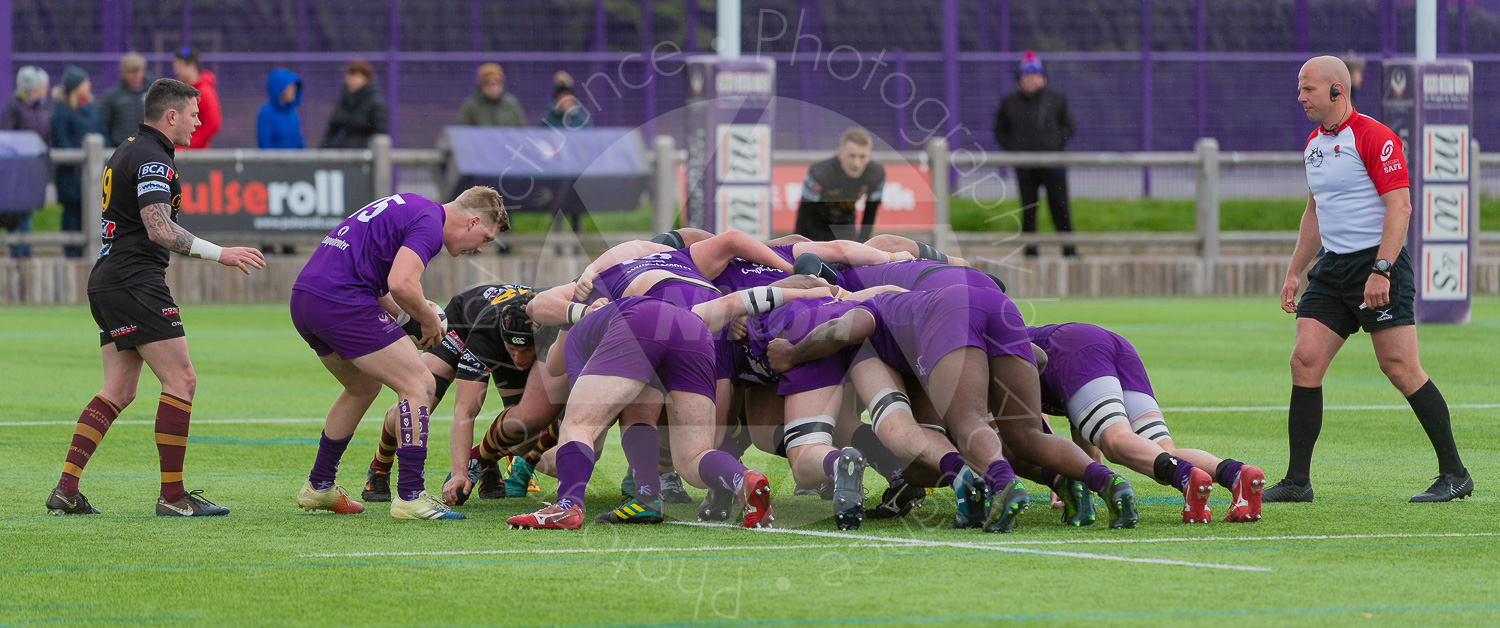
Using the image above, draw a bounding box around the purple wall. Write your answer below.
[9,0,1500,156]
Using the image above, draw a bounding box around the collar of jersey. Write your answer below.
[1318,107,1358,136]
[135,123,177,155]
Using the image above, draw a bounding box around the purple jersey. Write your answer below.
[564,296,716,399]
[836,259,946,292]
[855,285,1033,383]
[747,297,863,395]
[293,193,444,305]
[590,246,717,304]
[770,244,798,265]
[1028,323,1155,414]
[714,259,793,293]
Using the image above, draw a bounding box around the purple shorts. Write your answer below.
[858,285,1034,386]
[1032,323,1155,406]
[565,299,716,399]
[776,300,861,396]
[289,289,407,360]
[645,279,722,309]
[912,265,1000,293]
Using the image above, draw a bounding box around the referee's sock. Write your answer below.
[1406,379,1466,476]
[1285,385,1322,485]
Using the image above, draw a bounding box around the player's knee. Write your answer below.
[165,367,198,399]
[101,388,136,410]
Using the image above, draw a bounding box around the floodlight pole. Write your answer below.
[1417,0,1437,62]
[718,0,741,59]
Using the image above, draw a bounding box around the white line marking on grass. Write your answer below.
[298,542,907,559]
[970,532,1500,546]
[667,521,1271,572]
[1166,403,1500,413]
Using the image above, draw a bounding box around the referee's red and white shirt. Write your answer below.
[1303,109,1409,254]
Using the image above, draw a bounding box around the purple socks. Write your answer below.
[395,400,431,501]
[1083,461,1115,493]
[983,460,1016,494]
[1171,460,1197,491]
[697,449,747,492]
[308,430,351,491]
[851,424,905,483]
[1216,459,1245,490]
[554,441,596,510]
[937,452,966,486]
[621,424,661,498]
[822,450,841,479]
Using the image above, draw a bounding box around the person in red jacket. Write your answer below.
[172,48,220,149]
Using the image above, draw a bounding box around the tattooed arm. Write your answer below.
[140,203,268,273]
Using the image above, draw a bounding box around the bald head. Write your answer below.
[1297,55,1353,128]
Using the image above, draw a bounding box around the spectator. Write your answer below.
[51,65,99,259]
[98,52,150,147]
[457,63,526,127]
[321,60,388,149]
[257,68,304,149]
[994,50,1077,257]
[539,83,591,130]
[172,47,220,148]
[1,66,51,258]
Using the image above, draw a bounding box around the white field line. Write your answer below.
[969,532,1500,546]
[7,403,1499,428]
[667,521,1271,572]
[298,542,907,559]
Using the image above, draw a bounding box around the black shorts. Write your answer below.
[1297,246,1415,338]
[89,282,185,351]
[424,331,529,389]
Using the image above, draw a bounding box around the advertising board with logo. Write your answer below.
[684,56,776,238]
[173,163,373,233]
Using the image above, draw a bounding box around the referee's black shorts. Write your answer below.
[89,281,186,351]
[1297,245,1415,338]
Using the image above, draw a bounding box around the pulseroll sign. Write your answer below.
[174,162,373,232]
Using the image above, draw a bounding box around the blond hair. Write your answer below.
[120,53,146,73]
[478,63,504,84]
[840,127,872,148]
[452,186,510,232]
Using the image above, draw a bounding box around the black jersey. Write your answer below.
[443,284,535,379]
[795,156,885,242]
[87,124,183,293]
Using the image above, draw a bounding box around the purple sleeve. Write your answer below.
[402,208,444,265]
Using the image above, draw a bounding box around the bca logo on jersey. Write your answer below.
[138,162,175,180]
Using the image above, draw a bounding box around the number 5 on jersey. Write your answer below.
[357,193,406,223]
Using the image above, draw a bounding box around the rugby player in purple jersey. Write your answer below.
[769,284,1139,531]
[1029,323,1265,523]
[289,187,507,520]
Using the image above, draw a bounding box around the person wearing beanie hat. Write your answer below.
[1,66,53,258]
[99,53,153,147]
[994,50,1077,257]
[539,82,591,130]
[458,63,526,127]
[51,65,100,258]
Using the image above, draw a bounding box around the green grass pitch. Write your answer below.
[1,297,1496,627]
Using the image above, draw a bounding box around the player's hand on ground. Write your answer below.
[1363,273,1390,311]
[1280,275,1300,313]
[442,474,472,506]
[767,338,794,373]
[219,247,266,274]
[1050,490,1065,509]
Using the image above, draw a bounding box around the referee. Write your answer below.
[46,79,266,517]
[1266,56,1471,503]
[794,127,885,242]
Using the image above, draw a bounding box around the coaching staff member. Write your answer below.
[994,50,1076,257]
[1267,56,1471,504]
[795,127,885,242]
[46,79,265,517]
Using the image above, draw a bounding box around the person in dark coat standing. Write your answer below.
[98,53,150,147]
[257,68,304,149]
[994,50,1077,257]
[52,65,100,259]
[320,60,388,149]
[2,66,51,258]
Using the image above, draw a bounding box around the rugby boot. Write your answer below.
[698,488,736,522]
[1058,479,1096,527]
[157,490,230,517]
[502,457,536,498]
[738,469,774,528]
[1409,471,1474,503]
[1181,467,1213,524]
[660,471,692,503]
[297,481,365,515]
[1262,477,1314,503]
[528,476,540,493]
[595,496,665,524]
[951,468,989,529]
[620,472,637,501]
[508,502,583,530]
[475,463,506,499]
[46,487,100,515]
[794,482,835,500]
[832,447,867,531]
[361,466,391,503]
[1099,474,1138,529]
[390,491,466,520]
[983,478,1029,534]
[865,481,927,519]
[438,458,486,509]
[1223,465,1266,522]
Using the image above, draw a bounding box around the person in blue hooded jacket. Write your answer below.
[257,68,303,149]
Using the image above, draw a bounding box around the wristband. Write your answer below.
[566,302,589,324]
[188,238,223,261]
